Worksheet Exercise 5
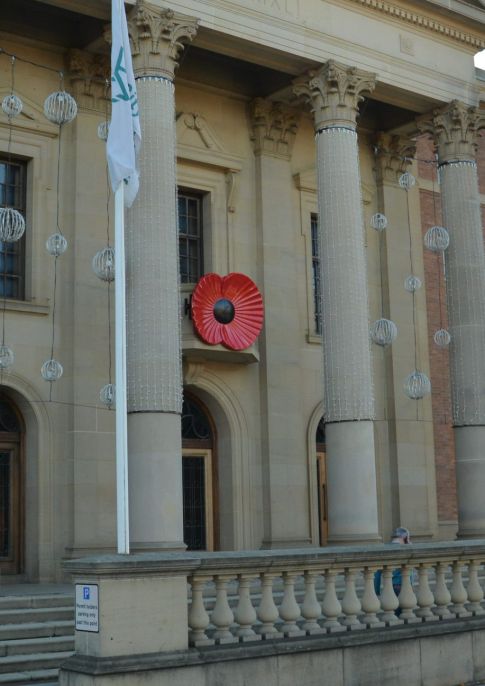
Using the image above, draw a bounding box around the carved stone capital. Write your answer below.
[126,1,199,80]
[373,132,416,184]
[293,60,376,130]
[249,98,300,158]
[68,49,110,113]
[417,100,485,163]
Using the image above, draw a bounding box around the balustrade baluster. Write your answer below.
[433,562,452,618]
[451,561,471,618]
[234,574,260,641]
[301,571,324,634]
[341,568,364,630]
[466,560,485,615]
[256,573,282,639]
[415,564,437,621]
[398,564,419,623]
[211,575,238,644]
[321,569,345,633]
[380,567,402,625]
[188,575,214,646]
[279,572,305,636]
[361,567,384,628]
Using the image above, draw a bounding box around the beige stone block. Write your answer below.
[343,639,421,686]
[420,632,474,686]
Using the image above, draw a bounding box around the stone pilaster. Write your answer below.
[418,101,485,538]
[373,133,438,540]
[293,61,380,544]
[249,99,308,548]
[117,2,198,550]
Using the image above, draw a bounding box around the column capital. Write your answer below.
[249,98,300,159]
[417,100,485,163]
[68,49,110,113]
[293,60,376,130]
[120,1,198,80]
[373,132,416,184]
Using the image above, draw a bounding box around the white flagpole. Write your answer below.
[114,181,130,554]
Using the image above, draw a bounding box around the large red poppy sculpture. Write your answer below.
[191,273,264,351]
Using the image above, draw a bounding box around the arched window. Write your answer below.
[0,397,23,574]
[315,417,327,546]
[181,395,216,551]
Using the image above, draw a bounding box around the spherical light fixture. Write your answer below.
[92,247,115,282]
[2,94,23,118]
[97,121,110,141]
[0,345,14,370]
[41,358,63,382]
[424,225,450,253]
[370,318,398,346]
[43,91,77,125]
[399,171,416,189]
[370,213,388,231]
[404,275,422,293]
[0,207,26,243]
[403,370,431,399]
[434,328,451,347]
[46,233,68,257]
[100,383,115,409]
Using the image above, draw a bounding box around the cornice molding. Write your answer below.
[345,0,485,50]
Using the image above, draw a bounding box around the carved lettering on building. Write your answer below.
[239,0,300,19]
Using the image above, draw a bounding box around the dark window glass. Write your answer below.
[178,191,203,283]
[0,451,11,557]
[0,158,26,300]
[182,456,206,550]
[311,214,322,335]
[316,417,326,445]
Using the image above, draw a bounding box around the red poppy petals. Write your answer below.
[191,272,264,351]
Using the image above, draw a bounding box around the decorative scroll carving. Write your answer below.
[293,60,376,130]
[417,100,485,163]
[126,1,198,80]
[67,49,110,112]
[249,98,300,158]
[374,132,416,183]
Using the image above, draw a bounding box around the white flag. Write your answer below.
[107,0,141,208]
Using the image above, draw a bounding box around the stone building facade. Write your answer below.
[0,0,484,582]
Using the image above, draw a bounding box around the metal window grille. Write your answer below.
[311,213,322,335]
[0,158,26,300]
[178,191,203,284]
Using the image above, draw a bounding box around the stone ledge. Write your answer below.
[61,616,485,676]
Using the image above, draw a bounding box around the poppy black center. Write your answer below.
[213,298,235,324]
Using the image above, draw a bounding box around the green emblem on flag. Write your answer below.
[111,47,139,117]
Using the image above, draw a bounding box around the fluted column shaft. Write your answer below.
[419,101,485,538]
[294,61,379,543]
[123,2,198,549]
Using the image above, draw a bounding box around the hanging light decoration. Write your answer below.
[370,318,398,347]
[41,358,63,382]
[399,172,416,190]
[100,383,115,409]
[403,370,431,399]
[46,233,68,257]
[92,247,115,282]
[404,275,422,292]
[1,94,23,118]
[370,213,388,231]
[0,345,14,370]
[43,91,77,125]
[434,328,451,347]
[97,120,110,141]
[424,225,450,253]
[0,207,26,243]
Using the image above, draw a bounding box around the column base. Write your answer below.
[326,533,382,545]
[130,541,187,552]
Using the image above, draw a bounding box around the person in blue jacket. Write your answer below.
[374,527,411,605]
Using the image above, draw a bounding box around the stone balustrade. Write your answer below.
[185,541,485,646]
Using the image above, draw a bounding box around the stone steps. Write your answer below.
[0,592,74,686]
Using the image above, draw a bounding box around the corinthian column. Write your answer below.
[418,101,485,538]
[294,61,380,543]
[124,2,198,550]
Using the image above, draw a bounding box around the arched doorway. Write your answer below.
[316,418,328,546]
[0,396,24,574]
[181,394,217,550]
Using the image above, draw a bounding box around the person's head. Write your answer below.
[391,526,410,544]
